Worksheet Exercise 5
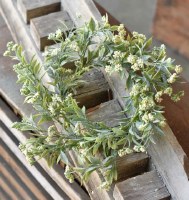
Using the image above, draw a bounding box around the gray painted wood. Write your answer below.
[17,0,61,24]
[75,69,112,108]
[30,11,74,50]
[113,171,170,200]
[62,0,101,27]
[87,99,124,127]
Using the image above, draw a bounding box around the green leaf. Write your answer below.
[89,18,95,32]
[93,143,100,155]
[60,151,69,165]
[144,37,152,49]
[38,115,52,125]
[126,74,133,89]
[110,25,118,31]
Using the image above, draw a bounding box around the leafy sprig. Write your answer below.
[4,16,184,189]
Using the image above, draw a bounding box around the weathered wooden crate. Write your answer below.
[0,0,189,199]
[17,0,61,24]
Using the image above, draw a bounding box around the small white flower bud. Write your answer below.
[175,65,183,74]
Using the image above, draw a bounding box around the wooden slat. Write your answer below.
[113,171,170,200]
[0,161,33,200]
[62,0,101,27]
[0,174,19,200]
[75,69,112,108]
[30,11,74,50]
[148,125,189,200]
[116,153,149,182]
[0,144,49,200]
[87,99,124,127]
[0,2,111,199]
[69,150,114,200]
[0,98,90,200]
[0,187,11,200]
[17,0,61,24]
[0,0,52,106]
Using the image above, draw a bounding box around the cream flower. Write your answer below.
[55,29,62,39]
[127,54,136,64]
[167,73,178,83]
[175,65,183,74]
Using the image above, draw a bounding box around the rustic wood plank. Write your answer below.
[69,150,115,200]
[0,161,33,200]
[0,144,49,200]
[75,69,112,108]
[116,153,149,182]
[2,1,189,199]
[17,0,61,24]
[0,171,25,200]
[113,171,170,200]
[70,151,149,200]
[148,124,189,200]
[62,0,101,27]
[0,0,42,62]
[0,174,19,200]
[45,47,112,108]
[30,11,74,50]
[0,4,110,117]
[0,98,90,200]
[162,79,189,176]
[0,187,10,200]
[87,99,124,127]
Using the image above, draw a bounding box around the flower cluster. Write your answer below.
[139,97,155,111]
[64,166,74,183]
[118,147,133,157]
[112,24,126,44]
[132,31,146,43]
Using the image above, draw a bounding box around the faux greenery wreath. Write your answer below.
[4,16,184,189]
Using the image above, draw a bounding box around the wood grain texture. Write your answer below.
[62,0,101,27]
[0,145,49,200]
[0,160,33,200]
[1,0,189,199]
[113,171,170,200]
[17,0,61,24]
[148,125,189,200]
[162,79,189,175]
[116,153,149,182]
[30,11,74,50]
[75,69,112,108]
[87,99,124,127]
[0,174,19,200]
